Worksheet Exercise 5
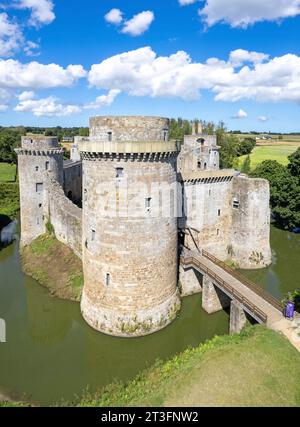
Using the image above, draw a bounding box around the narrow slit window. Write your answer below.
[91,230,95,241]
[107,132,112,142]
[198,161,201,169]
[116,167,124,179]
[105,273,110,287]
[45,161,49,171]
[217,229,220,236]
[163,130,168,141]
[145,197,152,211]
[218,209,221,216]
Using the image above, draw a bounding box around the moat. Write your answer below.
[0,226,299,405]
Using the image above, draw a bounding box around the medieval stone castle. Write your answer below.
[16,116,271,337]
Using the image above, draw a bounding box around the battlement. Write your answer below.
[180,169,236,183]
[21,134,59,150]
[79,140,179,161]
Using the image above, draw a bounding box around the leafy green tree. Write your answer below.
[288,148,300,179]
[251,160,300,229]
[79,128,89,137]
[241,155,251,174]
[237,137,256,156]
[0,130,21,165]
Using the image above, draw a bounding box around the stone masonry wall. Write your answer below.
[89,116,170,142]
[231,175,272,268]
[63,161,82,205]
[18,152,63,247]
[46,179,82,259]
[81,155,180,337]
[183,179,234,260]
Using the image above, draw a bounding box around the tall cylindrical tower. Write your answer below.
[16,135,64,246]
[79,116,180,337]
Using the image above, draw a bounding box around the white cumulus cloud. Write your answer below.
[88,46,300,104]
[84,89,121,110]
[15,95,81,117]
[0,59,86,89]
[199,0,300,28]
[121,11,154,36]
[232,109,248,119]
[0,12,24,57]
[229,49,269,67]
[104,8,123,25]
[17,0,55,26]
[178,0,198,5]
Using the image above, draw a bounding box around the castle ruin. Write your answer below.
[16,116,271,337]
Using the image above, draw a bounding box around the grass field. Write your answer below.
[0,163,16,182]
[239,145,298,170]
[76,326,300,407]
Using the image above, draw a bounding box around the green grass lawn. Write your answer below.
[239,145,298,170]
[0,163,16,182]
[76,326,300,407]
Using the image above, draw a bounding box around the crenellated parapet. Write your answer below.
[15,148,64,156]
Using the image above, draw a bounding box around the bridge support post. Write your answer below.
[179,265,202,297]
[202,275,230,314]
[230,300,247,334]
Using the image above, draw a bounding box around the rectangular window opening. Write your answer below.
[35,166,39,172]
[45,161,49,171]
[116,167,124,179]
[36,183,43,193]
[106,273,110,287]
[91,230,96,241]
[107,132,112,142]
[218,209,221,216]
[233,199,240,209]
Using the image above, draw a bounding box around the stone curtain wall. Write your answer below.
[63,161,83,205]
[46,179,82,259]
[183,179,234,260]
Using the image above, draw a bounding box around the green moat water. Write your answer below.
[0,227,299,405]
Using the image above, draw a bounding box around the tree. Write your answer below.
[251,160,300,230]
[241,155,251,174]
[288,148,300,179]
[79,128,89,137]
[237,137,256,156]
[0,130,21,164]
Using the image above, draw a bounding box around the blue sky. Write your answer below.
[1,0,300,131]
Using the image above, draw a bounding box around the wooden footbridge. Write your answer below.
[180,249,284,328]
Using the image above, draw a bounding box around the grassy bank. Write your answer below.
[76,326,300,407]
[239,145,298,170]
[21,234,83,302]
[0,163,16,183]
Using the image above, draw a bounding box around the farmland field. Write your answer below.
[239,145,299,170]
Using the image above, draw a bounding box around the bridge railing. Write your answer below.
[202,250,283,313]
[181,255,268,324]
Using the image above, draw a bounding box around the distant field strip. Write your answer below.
[0,163,16,182]
[239,145,298,169]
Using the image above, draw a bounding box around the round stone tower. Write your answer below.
[79,116,180,337]
[16,134,64,246]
